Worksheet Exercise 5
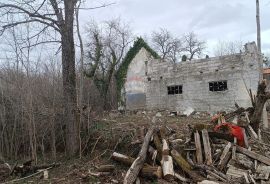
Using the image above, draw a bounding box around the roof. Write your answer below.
[263,68,270,74]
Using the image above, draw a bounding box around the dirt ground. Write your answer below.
[5,110,212,184]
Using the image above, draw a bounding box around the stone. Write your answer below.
[155,112,162,117]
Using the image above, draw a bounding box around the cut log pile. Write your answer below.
[112,108,270,184]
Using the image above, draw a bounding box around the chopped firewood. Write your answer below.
[161,133,174,181]
[206,170,227,182]
[194,130,203,164]
[236,146,270,165]
[233,153,254,170]
[217,142,232,171]
[96,165,115,172]
[162,139,170,156]
[124,126,155,184]
[174,172,190,182]
[153,132,162,161]
[161,155,174,181]
[112,152,162,178]
[226,165,250,183]
[202,129,213,165]
[148,146,158,164]
[193,164,228,182]
[254,164,270,180]
[171,149,205,182]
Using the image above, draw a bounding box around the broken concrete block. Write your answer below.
[183,107,194,116]
[155,112,162,117]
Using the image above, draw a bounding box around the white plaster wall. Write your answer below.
[125,47,152,109]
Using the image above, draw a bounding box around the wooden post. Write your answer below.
[202,129,212,165]
[194,131,203,164]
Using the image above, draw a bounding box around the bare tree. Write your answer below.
[85,19,132,109]
[214,40,243,56]
[151,28,182,63]
[0,0,80,156]
[182,32,206,60]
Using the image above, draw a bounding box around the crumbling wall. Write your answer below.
[145,42,260,113]
[125,47,153,110]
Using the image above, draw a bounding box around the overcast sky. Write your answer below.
[79,0,270,55]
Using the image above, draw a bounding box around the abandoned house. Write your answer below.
[122,40,260,113]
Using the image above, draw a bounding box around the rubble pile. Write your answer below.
[112,109,270,184]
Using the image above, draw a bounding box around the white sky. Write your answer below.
[79,0,270,55]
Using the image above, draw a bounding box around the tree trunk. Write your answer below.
[61,0,79,156]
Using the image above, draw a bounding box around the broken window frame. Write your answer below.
[167,85,183,95]
[209,80,228,92]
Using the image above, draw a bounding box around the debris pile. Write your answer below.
[112,109,270,184]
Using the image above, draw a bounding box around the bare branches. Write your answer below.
[151,28,182,63]
[75,2,116,10]
[182,32,206,61]
[214,40,243,56]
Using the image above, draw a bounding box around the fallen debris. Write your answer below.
[111,101,270,183]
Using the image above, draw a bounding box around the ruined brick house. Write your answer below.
[122,40,260,113]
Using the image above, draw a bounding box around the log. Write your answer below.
[236,146,270,165]
[123,126,155,184]
[194,130,203,164]
[162,139,170,155]
[112,152,162,178]
[171,149,205,181]
[112,152,139,166]
[174,172,190,182]
[161,155,174,181]
[153,132,162,161]
[217,142,232,170]
[202,129,212,165]
[161,131,174,180]
[97,165,115,172]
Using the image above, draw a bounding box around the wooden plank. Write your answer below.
[247,125,258,139]
[194,130,203,164]
[217,142,232,170]
[232,137,237,160]
[236,146,270,165]
[242,128,249,148]
[202,129,212,165]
